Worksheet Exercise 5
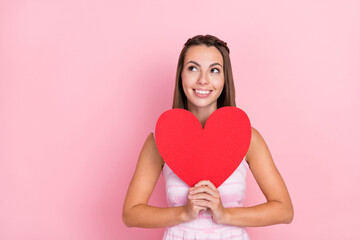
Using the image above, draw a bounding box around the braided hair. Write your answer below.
[184,35,230,54]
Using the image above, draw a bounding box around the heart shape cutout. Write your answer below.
[155,106,251,188]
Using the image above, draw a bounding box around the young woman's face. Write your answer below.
[181,45,225,110]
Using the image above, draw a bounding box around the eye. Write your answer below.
[188,66,197,72]
[211,68,220,73]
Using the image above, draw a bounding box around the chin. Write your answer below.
[189,100,217,109]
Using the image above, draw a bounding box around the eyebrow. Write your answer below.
[185,60,223,68]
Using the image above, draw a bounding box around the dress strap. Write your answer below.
[151,128,156,139]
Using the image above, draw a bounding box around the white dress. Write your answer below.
[152,129,251,240]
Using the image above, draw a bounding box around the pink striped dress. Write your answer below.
[152,129,250,240]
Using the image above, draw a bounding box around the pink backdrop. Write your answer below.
[1,0,359,239]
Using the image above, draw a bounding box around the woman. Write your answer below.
[122,34,294,239]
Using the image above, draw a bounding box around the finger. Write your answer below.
[189,193,217,202]
[194,205,207,212]
[191,186,219,198]
[192,200,210,208]
[194,180,217,191]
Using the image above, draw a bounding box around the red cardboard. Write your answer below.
[155,106,251,188]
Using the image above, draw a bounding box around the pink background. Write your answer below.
[1,0,359,239]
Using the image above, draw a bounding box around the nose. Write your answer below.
[196,71,210,85]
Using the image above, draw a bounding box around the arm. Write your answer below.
[225,126,294,226]
[122,132,184,228]
[122,133,206,228]
[190,127,294,227]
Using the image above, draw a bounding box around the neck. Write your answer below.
[187,103,217,128]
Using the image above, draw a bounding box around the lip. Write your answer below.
[193,89,212,98]
[193,88,212,91]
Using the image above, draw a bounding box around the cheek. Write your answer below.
[181,73,194,89]
[181,71,187,84]
[213,77,225,90]
[181,77,188,91]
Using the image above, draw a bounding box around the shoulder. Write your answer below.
[145,132,165,168]
[245,126,268,165]
[250,126,262,144]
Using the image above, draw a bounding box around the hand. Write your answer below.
[182,187,207,222]
[189,180,226,224]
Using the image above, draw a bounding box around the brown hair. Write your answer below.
[172,34,236,110]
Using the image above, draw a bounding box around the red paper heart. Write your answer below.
[155,106,251,188]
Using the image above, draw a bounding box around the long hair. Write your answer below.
[172,34,236,109]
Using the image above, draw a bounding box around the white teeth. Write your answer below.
[195,90,211,94]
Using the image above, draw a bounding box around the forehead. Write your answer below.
[184,45,223,65]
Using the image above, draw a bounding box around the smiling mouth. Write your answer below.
[193,89,212,97]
